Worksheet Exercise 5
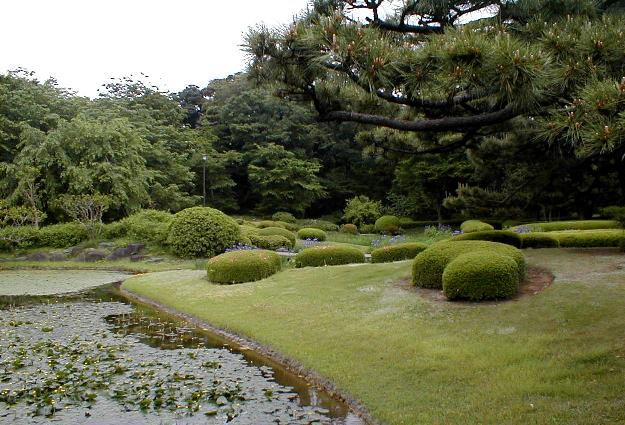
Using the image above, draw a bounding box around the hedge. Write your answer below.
[0,226,40,250]
[257,227,296,246]
[297,227,327,241]
[37,223,89,248]
[249,234,292,250]
[374,215,401,234]
[295,219,339,232]
[120,209,173,246]
[412,240,525,289]
[512,220,620,232]
[271,212,296,223]
[547,229,625,248]
[295,245,365,267]
[520,233,560,248]
[166,207,241,258]
[452,230,522,248]
[240,225,261,237]
[340,223,359,234]
[257,220,286,229]
[443,252,520,301]
[371,242,428,263]
[460,220,494,233]
[207,250,282,284]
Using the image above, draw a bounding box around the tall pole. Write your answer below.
[202,153,208,207]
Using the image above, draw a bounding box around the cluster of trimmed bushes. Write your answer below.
[207,249,282,284]
[371,242,428,263]
[295,245,365,267]
[412,240,525,301]
[297,227,327,241]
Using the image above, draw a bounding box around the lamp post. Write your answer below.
[202,153,208,206]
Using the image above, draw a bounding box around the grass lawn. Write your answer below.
[122,249,625,424]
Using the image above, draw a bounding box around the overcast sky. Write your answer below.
[1,0,311,97]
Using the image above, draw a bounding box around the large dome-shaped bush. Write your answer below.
[443,252,520,301]
[249,234,292,250]
[452,230,522,248]
[257,227,296,246]
[371,242,428,263]
[412,240,525,289]
[207,250,282,284]
[374,215,401,234]
[295,245,364,267]
[460,220,494,233]
[297,227,327,241]
[167,207,240,258]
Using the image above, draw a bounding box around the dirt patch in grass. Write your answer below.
[399,266,554,304]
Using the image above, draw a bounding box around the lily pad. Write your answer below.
[0,270,130,295]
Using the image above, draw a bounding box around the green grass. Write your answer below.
[123,249,625,424]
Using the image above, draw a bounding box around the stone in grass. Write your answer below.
[79,248,108,262]
[127,243,145,254]
[107,247,132,260]
[49,251,67,261]
[130,254,146,262]
[26,252,50,262]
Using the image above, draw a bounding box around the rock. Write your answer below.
[127,243,145,255]
[107,246,132,260]
[26,252,50,262]
[144,257,165,263]
[64,246,83,256]
[48,251,67,261]
[79,248,108,262]
[130,254,146,262]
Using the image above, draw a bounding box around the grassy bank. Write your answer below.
[123,249,625,424]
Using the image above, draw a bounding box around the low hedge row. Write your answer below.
[412,240,525,290]
[547,229,625,248]
[297,227,327,241]
[452,230,522,248]
[0,223,89,250]
[295,219,339,232]
[249,234,292,250]
[520,233,560,248]
[257,227,296,246]
[295,245,365,267]
[206,249,282,284]
[460,220,494,233]
[371,242,428,263]
[512,220,620,232]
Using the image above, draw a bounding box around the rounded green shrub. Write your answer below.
[295,219,338,232]
[257,220,286,229]
[359,224,375,234]
[276,221,299,232]
[240,225,261,237]
[452,230,522,248]
[520,233,560,248]
[412,240,525,289]
[374,215,401,234]
[272,212,296,223]
[340,223,358,234]
[37,223,88,248]
[166,207,241,258]
[257,227,296,246]
[249,234,292,250]
[371,242,428,263]
[121,209,173,246]
[442,252,520,301]
[207,250,282,284]
[102,221,128,239]
[297,227,327,241]
[460,220,494,233]
[295,245,365,267]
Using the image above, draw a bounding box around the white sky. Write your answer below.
[0,0,310,97]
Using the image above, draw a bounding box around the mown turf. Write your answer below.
[123,249,625,424]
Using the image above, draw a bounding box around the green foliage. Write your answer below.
[442,252,520,301]
[374,215,401,234]
[249,234,292,250]
[513,220,620,232]
[256,220,285,229]
[343,196,382,227]
[206,250,282,284]
[239,225,261,237]
[0,226,39,250]
[120,209,173,246]
[102,221,128,239]
[294,245,365,267]
[339,223,358,235]
[371,242,428,264]
[56,193,111,239]
[520,233,560,249]
[257,227,296,246]
[295,219,338,232]
[601,206,625,228]
[166,207,240,258]
[0,200,46,228]
[359,224,375,234]
[271,212,296,223]
[412,241,525,289]
[37,223,88,248]
[546,230,625,248]
[452,230,522,248]
[297,228,327,241]
[461,220,495,233]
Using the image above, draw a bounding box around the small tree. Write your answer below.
[57,194,110,239]
[343,195,382,227]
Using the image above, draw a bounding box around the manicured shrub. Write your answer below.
[240,225,261,237]
[359,224,375,233]
[297,227,327,241]
[256,220,286,229]
[548,229,625,248]
[166,207,241,258]
[295,245,365,267]
[520,233,560,248]
[272,212,296,223]
[374,215,401,234]
[442,252,520,301]
[412,240,525,289]
[398,217,421,229]
[249,234,292,250]
[257,227,296,246]
[121,209,173,246]
[295,219,338,232]
[37,223,88,248]
[276,221,300,232]
[371,242,428,263]
[102,221,128,239]
[207,250,282,284]
[0,226,40,250]
[460,220,494,233]
[342,195,382,227]
[340,223,359,234]
[452,230,522,248]
[512,220,620,232]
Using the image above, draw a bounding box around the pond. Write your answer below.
[0,270,362,424]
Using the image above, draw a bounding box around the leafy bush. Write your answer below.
[102,221,128,239]
[374,215,401,234]
[121,209,173,246]
[511,220,620,232]
[271,212,296,223]
[295,219,338,232]
[452,230,522,248]
[371,242,428,263]
[295,245,365,267]
[423,224,453,239]
[256,220,286,229]
[460,220,494,233]
[276,221,300,232]
[442,252,520,301]
[240,225,261,237]
[166,207,241,258]
[342,195,382,227]
[520,233,560,249]
[37,223,88,248]
[0,226,40,250]
[340,223,359,234]
[412,240,525,289]
[297,228,327,241]
[207,250,282,284]
[359,224,375,233]
[547,229,625,248]
[257,227,296,246]
[249,234,292,250]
